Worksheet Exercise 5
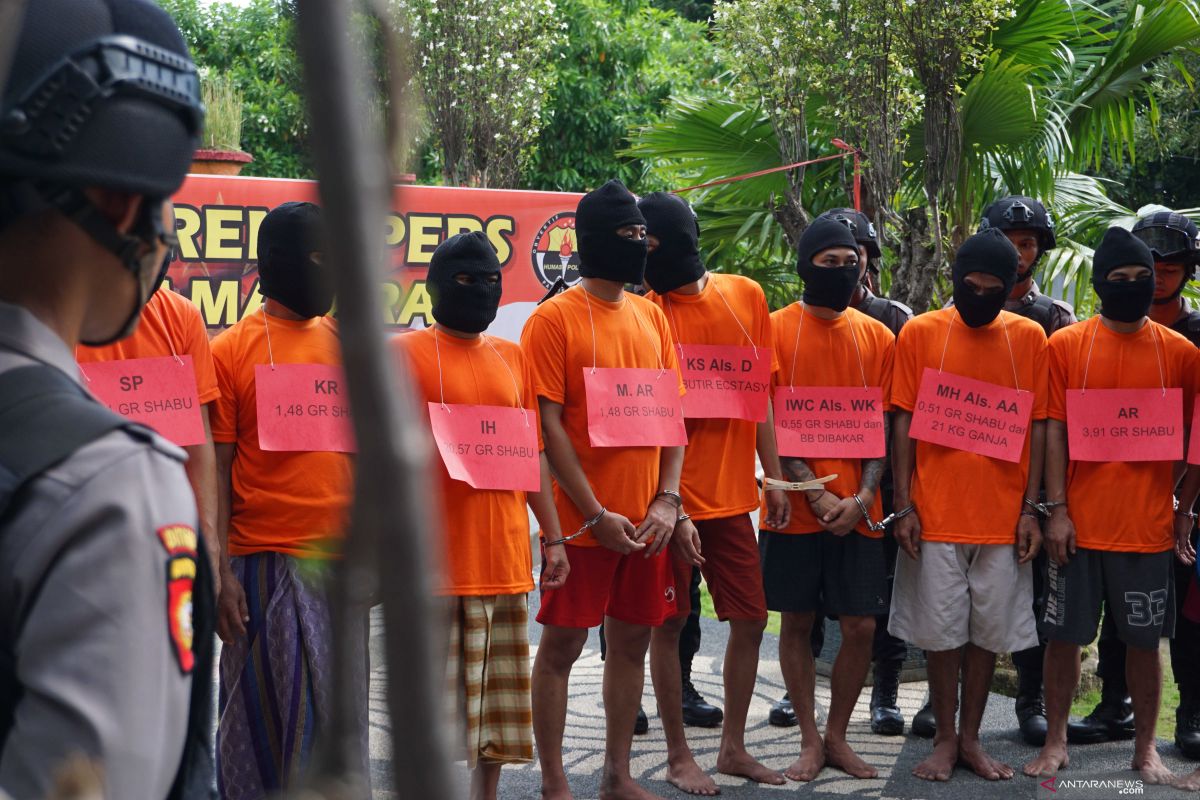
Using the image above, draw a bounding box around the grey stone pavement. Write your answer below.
[363,600,1200,800]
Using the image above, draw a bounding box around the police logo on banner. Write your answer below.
[531,212,580,290]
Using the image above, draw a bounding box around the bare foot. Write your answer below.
[541,783,574,800]
[1132,748,1174,785]
[1022,742,1069,777]
[824,738,878,779]
[1173,768,1200,791]
[599,769,666,800]
[912,736,957,782]
[715,748,785,785]
[665,755,719,797]
[784,739,825,782]
[957,739,1013,781]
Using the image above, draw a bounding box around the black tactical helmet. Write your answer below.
[978,195,1057,256]
[0,0,204,197]
[1131,212,1200,274]
[817,207,881,259]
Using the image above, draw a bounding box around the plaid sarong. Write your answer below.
[444,594,533,769]
[217,552,368,800]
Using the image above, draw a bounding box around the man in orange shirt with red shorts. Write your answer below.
[522,180,685,800]
[639,191,788,794]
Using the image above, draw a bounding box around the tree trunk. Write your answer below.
[891,205,941,313]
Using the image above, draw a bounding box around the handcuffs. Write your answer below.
[542,491,687,548]
[1023,497,1066,517]
[763,474,914,532]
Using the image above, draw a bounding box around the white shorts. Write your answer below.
[889,541,1037,654]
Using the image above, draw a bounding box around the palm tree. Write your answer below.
[627,0,1200,312]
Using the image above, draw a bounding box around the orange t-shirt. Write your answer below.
[520,285,684,546]
[77,287,220,404]
[393,327,539,595]
[763,304,895,536]
[891,307,1048,545]
[646,272,776,520]
[209,310,352,558]
[1048,316,1199,553]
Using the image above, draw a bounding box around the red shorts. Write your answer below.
[537,544,677,628]
[671,513,767,622]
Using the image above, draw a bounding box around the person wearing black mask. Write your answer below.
[759,218,896,782]
[256,201,333,319]
[393,232,567,800]
[639,192,788,792]
[522,180,687,800]
[1026,227,1200,787]
[889,229,1047,783]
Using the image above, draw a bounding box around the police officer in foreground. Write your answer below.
[765,208,915,737]
[0,2,213,799]
[1136,211,1200,760]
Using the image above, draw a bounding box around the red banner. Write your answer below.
[1068,388,1182,462]
[909,368,1033,463]
[773,386,886,458]
[166,174,581,340]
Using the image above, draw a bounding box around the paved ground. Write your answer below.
[363,601,1199,800]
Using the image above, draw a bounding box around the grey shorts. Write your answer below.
[1040,548,1175,651]
[889,541,1038,654]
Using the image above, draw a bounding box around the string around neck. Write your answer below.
[939,308,1023,392]
[148,293,182,364]
[1081,316,1167,397]
[261,308,276,369]
[665,276,759,361]
[582,285,665,379]
[431,327,531,426]
[788,303,868,390]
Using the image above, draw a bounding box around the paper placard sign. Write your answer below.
[675,344,771,422]
[909,367,1033,463]
[428,403,539,491]
[773,386,886,458]
[255,363,355,452]
[1067,388,1181,462]
[82,356,206,447]
[584,367,687,447]
[1187,396,1200,466]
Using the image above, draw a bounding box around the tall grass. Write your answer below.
[201,73,243,151]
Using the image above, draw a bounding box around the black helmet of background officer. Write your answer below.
[1131,211,1200,307]
[818,208,881,299]
[978,196,1057,297]
[0,0,203,345]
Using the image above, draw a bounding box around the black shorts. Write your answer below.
[1040,548,1175,651]
[759,530,888,617]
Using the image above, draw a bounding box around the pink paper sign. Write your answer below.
[427,403,539,491]
[583,367,687,447]
[254,363,355,452]
[1189,398,1200,466]
[773,386,886,458]
[81,356,206,447]
[674,344,771,421]
[909,367,1033,463]
[1067,388,1182,462]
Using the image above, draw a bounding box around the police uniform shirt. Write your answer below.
[1005,279,1076,336]
[854,285,912,337]
[1169,298,1200,349]
[0,301,196,800]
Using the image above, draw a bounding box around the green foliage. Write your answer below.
[523,0,723,192]
[199,72,243,151]
[159,0,311,178]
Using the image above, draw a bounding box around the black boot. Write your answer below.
[769,693,797,728]
[634,705,649,735]
[681,677,723,728]
[911,697,936,738]
[1015,669,1049,747]
[870,661,905,736]
[1067,689,1134,744]
[1176,687,1200,759]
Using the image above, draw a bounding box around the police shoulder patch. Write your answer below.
[157,525,197,673]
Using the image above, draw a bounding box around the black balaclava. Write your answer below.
[576,179,647,286]
[638,192,705,294]
[796,217,860,312]
[428,231,503,334]
[952,228,1018,328]
[1092,226,1155,324]
[257,201,332,319]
